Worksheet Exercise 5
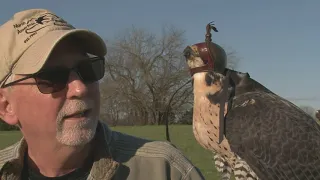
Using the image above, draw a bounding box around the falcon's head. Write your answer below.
[183,42,228,95]
[183,42,227,76]
[184,42,231,105]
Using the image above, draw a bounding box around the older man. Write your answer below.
[0,9,204,180]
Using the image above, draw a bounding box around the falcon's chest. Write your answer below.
[192,94,237,167]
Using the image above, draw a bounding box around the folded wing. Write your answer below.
[225,91,320,180]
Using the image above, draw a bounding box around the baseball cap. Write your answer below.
[0,9,107,87]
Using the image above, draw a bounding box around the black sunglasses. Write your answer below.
[2,56,105,94]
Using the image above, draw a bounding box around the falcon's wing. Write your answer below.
[225,91,320,180]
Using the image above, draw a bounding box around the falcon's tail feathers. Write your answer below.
[213,154,232,180]
[234,159,259,180]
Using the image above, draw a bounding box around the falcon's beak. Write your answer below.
[183,46,193,61]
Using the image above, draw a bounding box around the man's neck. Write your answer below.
[25,139,93,177]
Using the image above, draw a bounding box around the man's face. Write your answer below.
[8,39,101,146]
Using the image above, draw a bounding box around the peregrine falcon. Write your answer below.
[183,42,320,180]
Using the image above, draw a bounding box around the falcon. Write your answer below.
[183,23,320,180]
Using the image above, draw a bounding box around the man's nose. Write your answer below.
[66,71,89,98]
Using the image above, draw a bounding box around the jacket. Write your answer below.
[0,122,205,180]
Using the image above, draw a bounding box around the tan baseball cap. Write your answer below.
[0,9,107,87]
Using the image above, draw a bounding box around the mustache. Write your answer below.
[56,99,95,123]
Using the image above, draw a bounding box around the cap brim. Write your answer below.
[12,29,106,74]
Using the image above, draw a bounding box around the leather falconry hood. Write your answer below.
[184,21,227,76]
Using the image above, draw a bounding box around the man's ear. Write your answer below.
[0,88,18,125]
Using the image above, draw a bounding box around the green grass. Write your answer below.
[0,125,221,179]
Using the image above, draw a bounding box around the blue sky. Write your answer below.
[1,0,320,108]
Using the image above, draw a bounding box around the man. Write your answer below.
[0,9,205,180]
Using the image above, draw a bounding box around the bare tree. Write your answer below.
[100,25,192,125]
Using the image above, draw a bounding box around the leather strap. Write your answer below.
[189,66,212,76]
[218,70,230,144]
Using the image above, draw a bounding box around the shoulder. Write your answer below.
[232,91,297,111]
[231,91,317,120]
[233,91,275,103]
[112,131,194,173]
[101,124,203,179]
[0,140,23,169]
[229,91,318,125]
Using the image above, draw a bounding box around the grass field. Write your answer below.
[0,125,222,179]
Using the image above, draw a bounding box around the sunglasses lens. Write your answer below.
[77,58,105,83]
[33,57,104,94]
[34,68,69,94]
